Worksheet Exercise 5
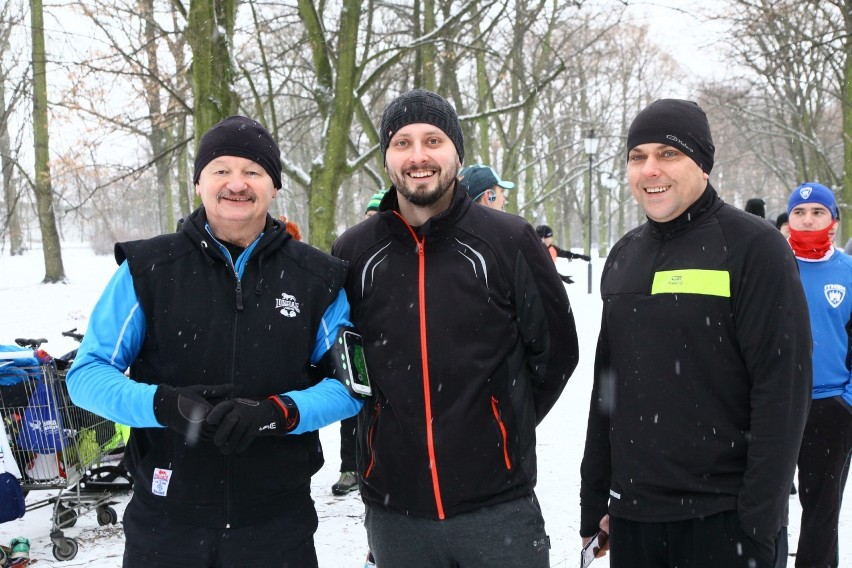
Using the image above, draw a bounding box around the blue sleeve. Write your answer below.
[286,378,363,434]
[285,289,364,433]
[310,289,351,363]
[66,262,161,427]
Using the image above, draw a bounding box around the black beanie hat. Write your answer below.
[536,224,553,238]
[745,198,766,218]
[379,89,464,164]
[626,99,715,174]
[193,116,282,189]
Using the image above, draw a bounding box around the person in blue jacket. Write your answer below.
[67,116,363,568]
[786,182,852,568]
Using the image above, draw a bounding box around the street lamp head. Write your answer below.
[584,128,600,157]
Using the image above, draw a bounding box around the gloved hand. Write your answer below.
[579,254,591,261]
[206,395,300,454]
[153,384,231,444]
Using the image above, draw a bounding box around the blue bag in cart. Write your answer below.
[0,429,25,523]
[0,473,25,523]
[15,380,67,454]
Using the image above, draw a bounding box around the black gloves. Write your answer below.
[153,384,230,444]
[578,254,591,261]
[205,395,300,454]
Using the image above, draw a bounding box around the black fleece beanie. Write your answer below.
[626,99,715,174]
[193,116,282,189]
[379,89,464,164]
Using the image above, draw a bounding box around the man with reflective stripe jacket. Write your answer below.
[332,89,579,567]
[579,99,812,568]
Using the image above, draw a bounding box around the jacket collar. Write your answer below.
[646,184,723,239]
[182,207,289,261]
[379,181,472,238]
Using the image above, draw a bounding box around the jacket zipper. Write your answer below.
[235,278,244,311]
[394,212,445,519]
[491,396,512,470]
[225,262,242,528]
[207,231,258,527]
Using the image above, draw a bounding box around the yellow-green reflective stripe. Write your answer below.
[651,269,730,297]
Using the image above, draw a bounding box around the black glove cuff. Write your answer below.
[153,385,175,426]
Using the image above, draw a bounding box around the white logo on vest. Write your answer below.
[824,284,846,308]
[275,292,301,317]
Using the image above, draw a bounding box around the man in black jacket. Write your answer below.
[536,224,590,284]
[332,89,579,567]
[579,99,812,568]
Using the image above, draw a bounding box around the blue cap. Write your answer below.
[458,165,515,201]
[787,182,837,219]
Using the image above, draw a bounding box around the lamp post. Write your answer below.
[584,129,600,294]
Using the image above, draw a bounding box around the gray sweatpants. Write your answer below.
[365,493,550,568]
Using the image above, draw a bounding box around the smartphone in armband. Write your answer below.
[580,530,608,568]
[343,331,372,396]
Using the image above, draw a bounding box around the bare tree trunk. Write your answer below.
[167,8,192,220]
[1,78,24,255]
[187,0,238,208]
[30,0,64,282]
[419,0,437,92]
[140,0,172,234]
[840,0,852,240]
[298,0,362,251]
[173,109,191,221]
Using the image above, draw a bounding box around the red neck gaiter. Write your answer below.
[789,220,836,260]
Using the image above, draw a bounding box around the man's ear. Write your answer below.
[487,190,496,203]
[195,184,201,196]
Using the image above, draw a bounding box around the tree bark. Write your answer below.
[841,0,852,239]
[187,0,238,208]
[141,0,173,234]
[30,0,65,282]
[0,77,24,255]
[298,0,362,251]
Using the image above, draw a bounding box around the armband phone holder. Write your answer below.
[327,328,372,397]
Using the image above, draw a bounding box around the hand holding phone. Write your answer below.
[580,529,609,568]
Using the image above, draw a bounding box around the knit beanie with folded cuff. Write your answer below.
[193,115,282,189]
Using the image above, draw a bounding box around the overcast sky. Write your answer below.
[624,0,731,91]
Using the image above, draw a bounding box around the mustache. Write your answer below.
[402,163,439,174]
[216,190,256,202]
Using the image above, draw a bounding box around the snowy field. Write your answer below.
[0,244,849,566]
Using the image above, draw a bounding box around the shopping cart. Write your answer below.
[1,343,131,561]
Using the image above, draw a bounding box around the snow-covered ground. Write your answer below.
[0,245,848,566]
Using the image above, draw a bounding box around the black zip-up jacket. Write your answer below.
[579,187,812,553]
[118,208,347,528]
[332,184,579,520]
